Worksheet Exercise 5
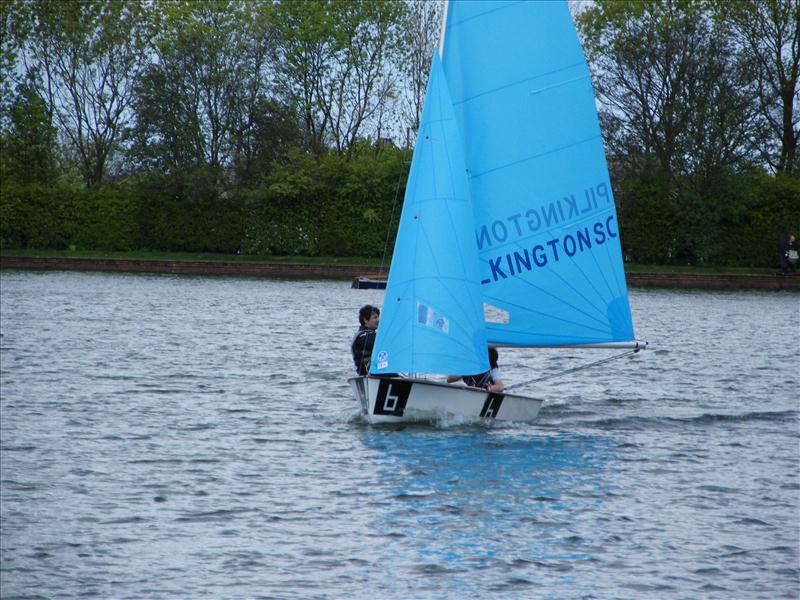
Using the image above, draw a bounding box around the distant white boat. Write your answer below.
[351,0,646,425]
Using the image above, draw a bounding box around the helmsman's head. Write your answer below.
[359,305,380,329]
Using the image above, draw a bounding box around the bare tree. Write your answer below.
[577,0,760,180]
[272,0,336,155]
[724,0,800,174]
[398,0,442,149]
[273,0,405,157]
[131,0,270,185]
[15,0,149,187]
[322,1,404,156]
[228,0,280,185]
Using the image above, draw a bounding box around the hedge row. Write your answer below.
[618,171,800,267]
[0,149,408,258]
[1,158,797,267]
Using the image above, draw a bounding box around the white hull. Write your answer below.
[348,376,543,424]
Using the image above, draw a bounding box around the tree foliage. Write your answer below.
[272,0,405,157]
[0,0,797,268]
[577,0,761,180]
[722,0,800,174]
[12,0,150,187]
[577,0,799,266]
[130,1,247,180]
[0,84,58,185]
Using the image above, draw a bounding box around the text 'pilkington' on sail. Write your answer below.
[475,182,613,250]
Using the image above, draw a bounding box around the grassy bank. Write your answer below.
[0,248,779,276]
[0,248,388,267]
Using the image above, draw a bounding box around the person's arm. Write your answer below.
[486,378,504,393]
[352,330,371,374]
[363,331,373,366]
[486,367,504,392]
[351,332,363,370]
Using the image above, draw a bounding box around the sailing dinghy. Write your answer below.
[349,0,646,424]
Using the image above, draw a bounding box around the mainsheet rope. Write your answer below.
[505,349,640,391]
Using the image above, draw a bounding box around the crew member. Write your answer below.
[351,304,379,376]
[447,347,505,392]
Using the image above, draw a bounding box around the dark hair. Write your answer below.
[488,347,499,369]
[358,304,380,325]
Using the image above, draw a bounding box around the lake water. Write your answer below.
[1,270,798,599]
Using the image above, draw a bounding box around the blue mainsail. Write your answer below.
[370,54,489,376]
[442,0,635,347]
[371,0,636,376]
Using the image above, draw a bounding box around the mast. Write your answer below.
[438,0,450,59]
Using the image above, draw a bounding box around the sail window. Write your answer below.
[417,303,450,334]
[484,303,510,324]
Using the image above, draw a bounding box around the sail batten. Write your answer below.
[453,62,589,107]
[469,135,605,179]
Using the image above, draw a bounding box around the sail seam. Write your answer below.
[527,249,617,326]
[471,134,602,179]
[586,230,627,307]
[452,61,586,106]
[446,1,529,31]
[500,246,610,323]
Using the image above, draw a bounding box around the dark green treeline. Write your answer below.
[0,147,406,258]
[1,0,798,266]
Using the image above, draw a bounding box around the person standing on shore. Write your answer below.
[351,305,380,376]
[787,234,798,274]
[778,232,798,275]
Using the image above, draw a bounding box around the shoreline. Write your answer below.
[2,255,799,290]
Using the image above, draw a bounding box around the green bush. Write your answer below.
[617,174,677,263]
[132,171,245,253]
[146,195,245,253]
[5,148,791,267]
[241,190,320,256]
[0,184,141,251]
[0,184,68,249]
[63,187,140,250]
[240,146,406,257]
[718,172,800,268]
[319,149,405,257]
[617,170,800,267]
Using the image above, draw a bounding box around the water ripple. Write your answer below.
[1,273,798,599]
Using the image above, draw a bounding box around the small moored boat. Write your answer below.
[351,276,387,290]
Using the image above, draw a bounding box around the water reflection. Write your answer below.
[361,429,612,577]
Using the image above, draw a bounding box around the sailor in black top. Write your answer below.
[446,347,505,392]
[351,305,380,376]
